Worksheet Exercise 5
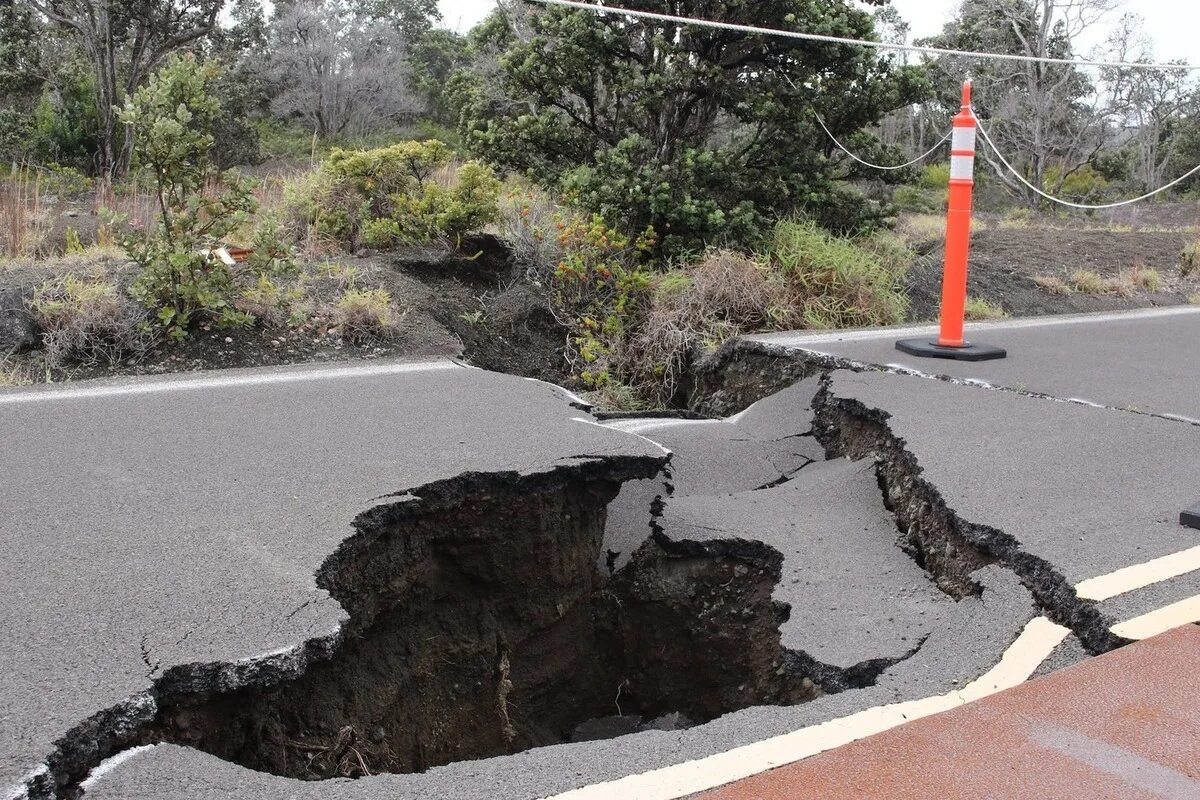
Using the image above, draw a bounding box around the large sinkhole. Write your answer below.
[141,462,819,781]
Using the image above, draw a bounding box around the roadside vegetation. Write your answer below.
[3,0,1200,407]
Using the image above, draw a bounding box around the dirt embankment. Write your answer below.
[0,235,576,388]
[906,225,1200,321]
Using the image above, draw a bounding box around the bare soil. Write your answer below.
[906,223,1200,321]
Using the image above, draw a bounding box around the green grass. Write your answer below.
[768,219,909,329]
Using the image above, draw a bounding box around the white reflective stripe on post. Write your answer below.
[951,126,977,153]
[950,154,975,180]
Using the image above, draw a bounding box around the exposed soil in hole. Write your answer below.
[130,461,818,783]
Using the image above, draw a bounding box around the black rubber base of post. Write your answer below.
[895,338,1008,362]
[1181,503,1200,530]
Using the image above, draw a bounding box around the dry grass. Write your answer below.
[498,183,565,281]
[1032,274,1072,295]
[963,296,1009,320]
[1070,269,1131,296]
[894,213,944,246]
[0,169,52,258]
[0,356,37,387]
[28,273,151,369]
[625,251,784,405]
[332,287,403,342]
[1180,240,1200,277]
[1124,264,1162,292]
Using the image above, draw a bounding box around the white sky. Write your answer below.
[436,0,1198,62]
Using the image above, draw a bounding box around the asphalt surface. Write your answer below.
[0,360,666,799]
[80,567,1036,800]
[824,369,1200,589]
[39,364,1039,800]
[13,307,1200,800]
[750,306,1200,423]
[660,459,954,673]
[599,381,822,571]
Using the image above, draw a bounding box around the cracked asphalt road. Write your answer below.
[7,307,1200,800]
[751,306,1200,422]
[0,360,665,798]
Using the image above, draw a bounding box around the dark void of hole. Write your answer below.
[144,464,818,781]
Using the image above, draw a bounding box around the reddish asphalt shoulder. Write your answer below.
[698,624,1200,800]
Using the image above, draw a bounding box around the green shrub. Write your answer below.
[334,287,402,342]
[767,219,909,328]
[893,185,940,213]
[235,274,307,327]
[1047,165,1109,203]
[117,55,257,339]
[245,214,299,277]
[919,163,951,190]
[34,164,93,199]
[29,274,150,368]
[284,140,500,251]
[64,227,85,254]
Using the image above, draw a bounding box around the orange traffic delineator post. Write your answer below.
[897,81,1006,362]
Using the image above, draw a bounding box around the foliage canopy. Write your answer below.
[453,0,927,252]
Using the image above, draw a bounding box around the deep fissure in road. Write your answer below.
[811,378,1124,653]
[139,461,818,781]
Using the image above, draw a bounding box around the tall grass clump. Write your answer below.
[625,250,786,404]
[0,167,51,258]
[768,219,909,329]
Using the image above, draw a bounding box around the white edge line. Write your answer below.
[4,764,48,800]
[571,417,672,458]
[0,360,460,405]
[541,617,1068,800]
[547,536,1200,800]
[748,305,1200,347]
[603,418,726,435]
[522,376,593,409]
[78,745,156,792]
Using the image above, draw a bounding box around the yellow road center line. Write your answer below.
[1075,545,1200,601]
[1112,595,1200,640]
[541,617,1069,800]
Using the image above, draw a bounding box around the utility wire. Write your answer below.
[527,0,1200,72]
[974,118,1200,209]
[814,114,951,171]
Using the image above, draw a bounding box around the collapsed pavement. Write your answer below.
[6,308,1200,800]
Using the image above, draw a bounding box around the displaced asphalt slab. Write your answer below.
[0,359,665,798]
[697,624,1200,800]
[751,306,1200,422]
[660,459,955,675]
[823,369,1200,590]
[600,378,822,571]
[68,370,1040,800]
